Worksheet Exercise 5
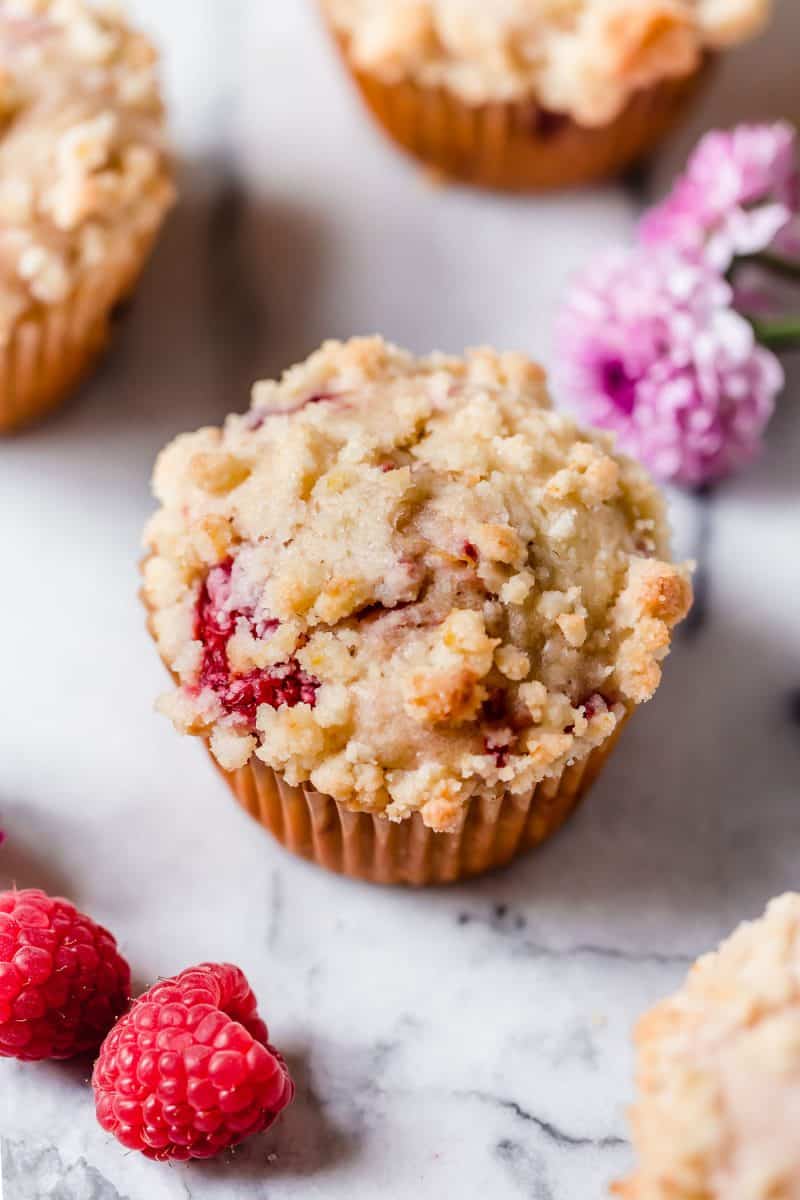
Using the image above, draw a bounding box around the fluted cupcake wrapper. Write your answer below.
[0,219,167,435]
[211,716,629,886]
[143,571,630,886]
[332,31,712,192]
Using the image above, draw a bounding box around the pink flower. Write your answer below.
[775,213,800,259]
[556,247,783,487]
[640,123,799,271]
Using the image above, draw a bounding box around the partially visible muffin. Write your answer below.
[0,0,174,432]
[618,894,800,1200]
[143,337,691,882]
[321,0,771,190]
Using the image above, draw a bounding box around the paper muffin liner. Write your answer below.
[332,34,712,191]
[143,577,631,886]
[0,219,167,435]
[209,715,629,886]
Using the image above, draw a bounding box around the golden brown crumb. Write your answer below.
[619,894,800,1200]
[144,337,692,829]
[0,0,173,331]
[322,0,770,123]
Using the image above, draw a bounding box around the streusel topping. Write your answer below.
[143,337,691,832]
[619,894,800,1200]
[323,0,771,123]
[0,0,173,338]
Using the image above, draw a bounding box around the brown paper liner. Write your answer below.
[143,574,630,886]
[0,218,168,435]
[208,713,629,886]
[334,36,712,191]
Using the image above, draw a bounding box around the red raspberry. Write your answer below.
[92,963,294,1161]
[0,888,131,1061]
[195,559,319,721]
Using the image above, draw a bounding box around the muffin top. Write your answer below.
[323,0,770,123]
[619,894,800,1200]
[143,337,691,832]
[0,0,173,338]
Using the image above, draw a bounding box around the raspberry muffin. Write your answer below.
[320,0,770,191]
[618,894,800,1200]
[0,0,174,433]
[142,337,691,885]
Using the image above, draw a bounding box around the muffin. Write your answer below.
[618,894,800,1200]
[321,0,771,191]
[142,337,691,885]
[0,0,174,434]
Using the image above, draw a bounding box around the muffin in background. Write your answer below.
[142,337,691,885]
[618,894,800,1200]
[0,0,174,434]
[320,0,771,191]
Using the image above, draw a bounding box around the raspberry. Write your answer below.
[92,963,294,1161]
[195,560,319,721]
[0,889,131,1061]
[481,688,509,725]
[582,693,611,719]
[245,390,343,429]
[484,732,513,769]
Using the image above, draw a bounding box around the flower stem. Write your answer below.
[752,251,800,283]
[751,315,800,352]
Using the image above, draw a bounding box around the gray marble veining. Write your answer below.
[0,3,798,1198]
[2,1140,131,1200]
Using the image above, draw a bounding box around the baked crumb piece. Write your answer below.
[618,894,800,1200]
[322,0,770,123]
[0,0,173,333]
[144,337,692,831]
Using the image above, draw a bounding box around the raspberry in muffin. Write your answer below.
[320,0,771,190]
[618,894,800,1200]
[0,0,174,433]
[143,337,692,883]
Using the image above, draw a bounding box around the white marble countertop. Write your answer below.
[1,3,799,1198]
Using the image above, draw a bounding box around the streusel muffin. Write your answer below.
[618,894,800,1200]
[321,0,770,190]
[0,0,174,433]
[143,337,691,885]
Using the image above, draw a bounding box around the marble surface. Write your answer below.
[1,3,799,1198]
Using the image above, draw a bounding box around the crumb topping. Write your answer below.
[143,337,692,831]
[323,0,771,123]
[618,894,800,1200]
[0,0,174,337]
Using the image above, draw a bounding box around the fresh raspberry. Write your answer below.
[195,559,319,721]
[92,963,294,1161]
[0,888,131,1061]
